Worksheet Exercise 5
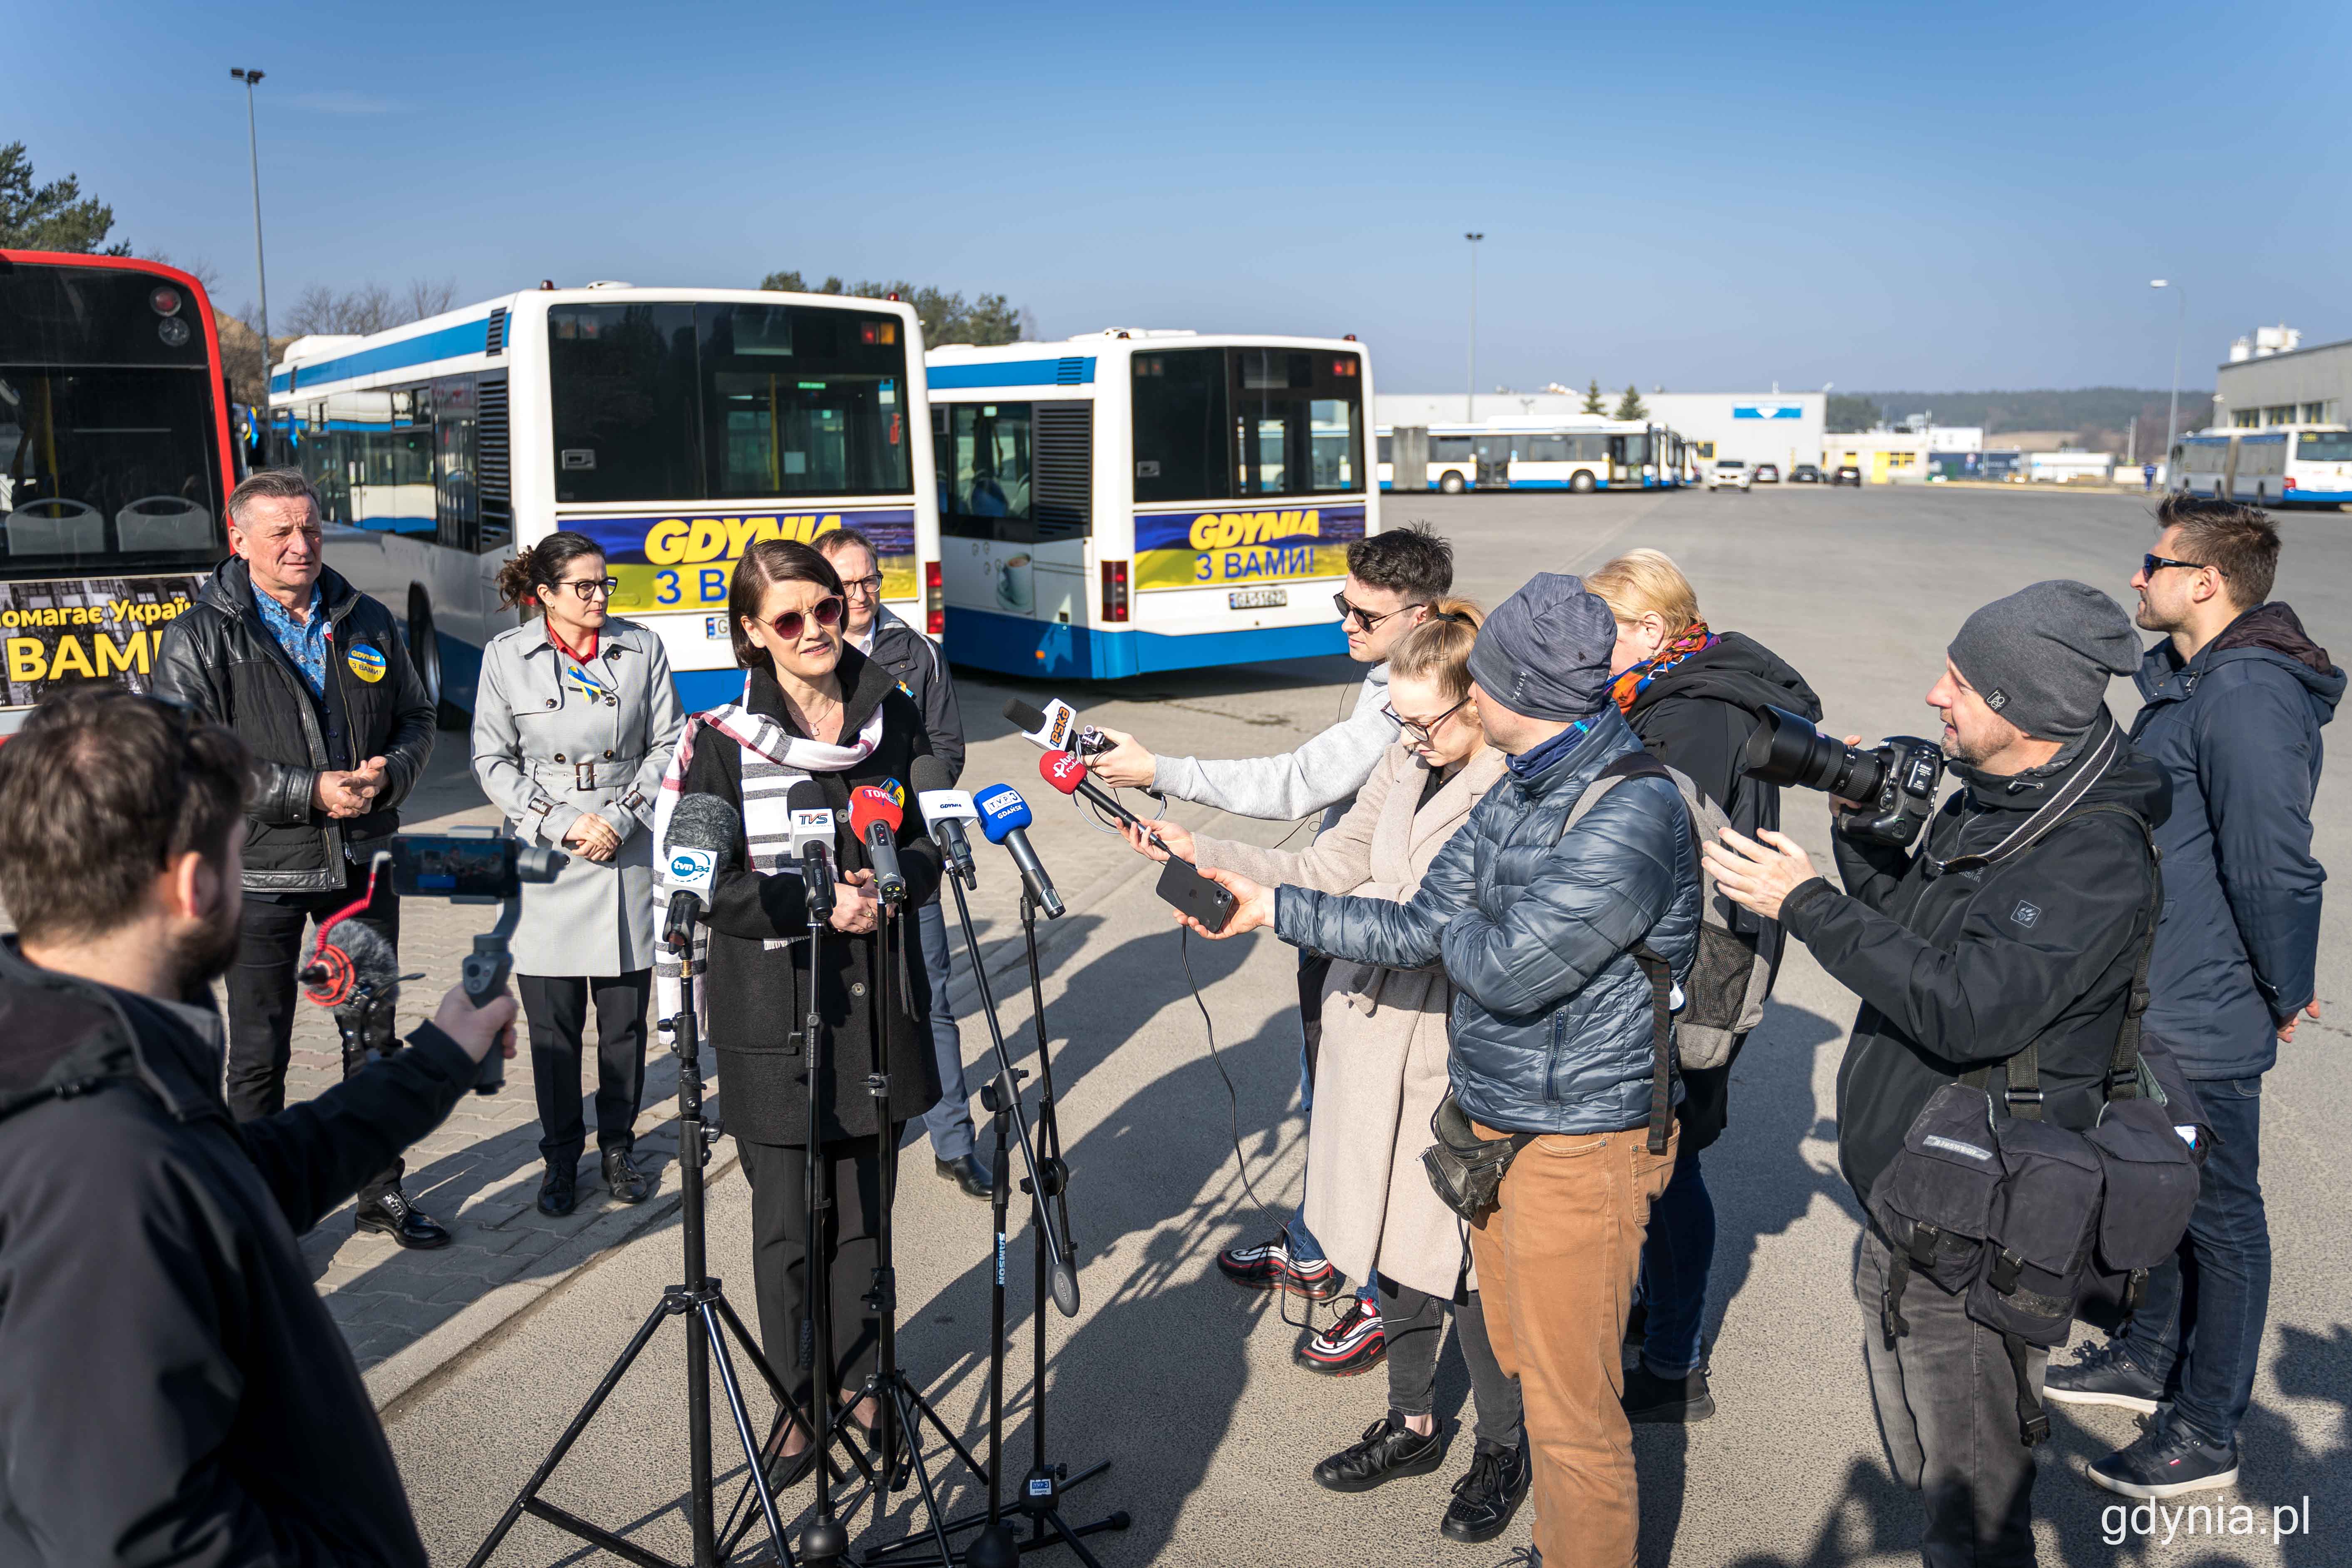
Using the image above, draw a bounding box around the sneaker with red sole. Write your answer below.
[1216,1232,1343,1300]
[1295,1296,1387,1376]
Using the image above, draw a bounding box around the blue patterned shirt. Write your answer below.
[252,583,328,697]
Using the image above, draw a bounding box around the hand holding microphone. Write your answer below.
[1037,749,1150,830]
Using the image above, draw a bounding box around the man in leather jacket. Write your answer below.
[154,469,444,1247]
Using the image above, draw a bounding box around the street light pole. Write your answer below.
[231,67,273,462]
[1465,233,1483,422]
[2151,278,2186,484]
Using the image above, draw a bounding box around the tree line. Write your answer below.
[759,270,1029,347]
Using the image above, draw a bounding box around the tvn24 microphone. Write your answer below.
[661,793,736,951]
[910,755,977,888]
[848,781,908,905]
[973,783,1064,919]
[786,778,840,922]
[1038,749,1150,832]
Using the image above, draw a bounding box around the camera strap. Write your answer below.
[1927,720,2120,879]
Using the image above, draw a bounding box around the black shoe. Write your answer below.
[763,1424,823,1492]
[936,1153,992,1200]
[602,1147,650,1204]
[1442,1444,1532,1543]
[355,1189,451,1250]
[537,1161,577,1217]
[2046,1338,2163,1415]
[1313,1414,1449,1494]
[1622,1362,1715,1423]
[2088,1418,2240,1499]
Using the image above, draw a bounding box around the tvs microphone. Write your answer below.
[910,755,978,888]
[786,778,839,921]
[848,781,908,905]
[972,783,1064,919]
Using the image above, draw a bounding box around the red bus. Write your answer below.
[0,249,240,734]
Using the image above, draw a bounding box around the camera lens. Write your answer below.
[1741,707,1890,800]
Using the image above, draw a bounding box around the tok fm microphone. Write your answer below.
[1038,749,1152,834]
[661,793,737,952]
[848,781,908,905]
[972,783,1064,919]
[910,755,977,889]
[786,778,840,922]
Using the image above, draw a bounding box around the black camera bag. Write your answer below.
[1422,1091,1535,1224]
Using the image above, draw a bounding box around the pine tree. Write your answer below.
[758,269,1025,345]
[1580,378,1607,415]
[1614,384,1648,421]
[0,142,126,253]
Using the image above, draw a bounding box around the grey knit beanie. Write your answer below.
[1464,572,1616,722]
[1947,581,2139,742]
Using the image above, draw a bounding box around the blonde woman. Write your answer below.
[1123,600,1530,1545]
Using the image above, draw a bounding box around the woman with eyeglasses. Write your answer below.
[1119,598,1535,1545]
[475,531,685,1216]
[667,538,943,1486]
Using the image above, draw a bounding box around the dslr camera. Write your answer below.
[1742,707,1945,846]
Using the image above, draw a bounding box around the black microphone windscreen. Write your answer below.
[785,778,829,815]
[1002,698,1048,731]
[665,793,738,865]
[335,918,400,995]
[908,753,952,798]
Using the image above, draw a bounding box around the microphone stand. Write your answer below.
[467,896,799,1568]
[795,858,853,1568]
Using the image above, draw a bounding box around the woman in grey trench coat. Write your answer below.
[473,532,684,1216]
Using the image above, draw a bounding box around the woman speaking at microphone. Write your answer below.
[668,537,942,1484]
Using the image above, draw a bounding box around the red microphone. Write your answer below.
[1038,750,1149,830]
[848,781,907,904]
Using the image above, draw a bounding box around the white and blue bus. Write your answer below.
[273,284,943,714]
[2173,426,2352,507]
[925,330,1379,680]
[1375,418,1686,493]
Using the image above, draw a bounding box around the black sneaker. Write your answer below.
[1441,1444,1531,1543]
[1295,1297,1386,1377]
[2046,1339,2162,1415]
[1312,1414,1448,1494]
[1622,1363,1715,1423]
[1216,1232,1342,1300]
[2089,1419,2239,1499]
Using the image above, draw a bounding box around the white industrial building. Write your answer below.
[2213,323,2349,431]
[1377,390,1826,473]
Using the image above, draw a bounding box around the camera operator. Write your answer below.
[1091,523,1453,1361]
[1178,574,1701,1568]
[1703,582,2158,1567]
[0,686,516,1567]
[154,468,447,1249]
[815,526,988,1201]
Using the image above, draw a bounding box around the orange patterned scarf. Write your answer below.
[1611,622,1716,714]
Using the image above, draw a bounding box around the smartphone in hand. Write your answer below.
[1155,853,1236,933]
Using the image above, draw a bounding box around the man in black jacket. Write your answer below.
[1706,581,2161,1568]
[154,469,445,1247]
[0,685,516,1567]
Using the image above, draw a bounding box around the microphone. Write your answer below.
[786,778,839,922]
[910,755,977,888]
[661,793,737,952]
[1037,749,1151,832]
[1006,696,1160,799]
[973,783,1064,919]
[848,781,908,905]
[302,915,400,1056]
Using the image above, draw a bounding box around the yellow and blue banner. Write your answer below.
[566,508,919,614]
[1133,503,1366,591]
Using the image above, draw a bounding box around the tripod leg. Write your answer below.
[463,1295,673,1568]
[703,1302,798,1568]
[889,1381,962,1568]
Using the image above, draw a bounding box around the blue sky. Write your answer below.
[20,0,2349,394]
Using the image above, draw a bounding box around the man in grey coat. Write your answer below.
[1093,524,1454,1329]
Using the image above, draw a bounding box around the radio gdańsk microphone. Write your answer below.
[661,793,736,951]
[849,781,908,905]
[911,755,978,889]
[786,778,839,922]
[1037,749,1152,832]
[974,783,1064,919]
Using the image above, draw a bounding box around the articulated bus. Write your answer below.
[1376,419,1685,493]
[0,249,239,733]
[276,285,943,715]
[2174,427,2352,507]
[925,330,1379,680]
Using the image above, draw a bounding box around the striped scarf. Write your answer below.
[1610,621,1716,715]
[651,699,884,1031]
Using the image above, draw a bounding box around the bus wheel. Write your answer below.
[407,587,462,731]
[1569,470,1596,494]
[1439,471,1465,495]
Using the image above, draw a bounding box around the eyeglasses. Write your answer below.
[841,573,885,599]
[1384,692,1472,745]
[1333,592,1422,631]
[557,576,620,601]
[766,596,845,640]
[2143,553,2221,579]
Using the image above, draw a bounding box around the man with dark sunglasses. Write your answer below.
[1091,523,1454,1366]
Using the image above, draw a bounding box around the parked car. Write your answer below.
[1830,464,1862,487]
[1753,462,1781,483]
[1707,459,1753,491]
[1789,463,1822,483]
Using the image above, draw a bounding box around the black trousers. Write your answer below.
[739,1135,902,1412]
[1378,1277,1525,1453]
[518,971,651,1164]
[225,870,403,1205]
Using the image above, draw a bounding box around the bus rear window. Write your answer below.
[0,368,224,575]
[2297,431,2352,462]
[1133,346,1362,503]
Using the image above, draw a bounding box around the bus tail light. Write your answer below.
[1101,559,1131,622]
[2283,477,2297,492]
[925,560,945,637]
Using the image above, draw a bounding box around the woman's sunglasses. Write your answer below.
[767,596,845,640]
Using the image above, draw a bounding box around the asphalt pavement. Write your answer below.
[383,483,2351,1567]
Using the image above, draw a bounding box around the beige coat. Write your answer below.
[1192,739,1508,1298]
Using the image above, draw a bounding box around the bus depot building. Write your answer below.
[1377,390,1825,472]
[2213,335,2350,430]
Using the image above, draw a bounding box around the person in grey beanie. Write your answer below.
[1704,580,2164,1568]
[1173,572,1703,1568]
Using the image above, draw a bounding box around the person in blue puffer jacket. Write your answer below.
[1179,573,1700,1568]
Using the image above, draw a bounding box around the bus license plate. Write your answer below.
[1229,587,1288,610]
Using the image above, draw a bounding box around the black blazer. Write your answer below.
[682,649,945,1146]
